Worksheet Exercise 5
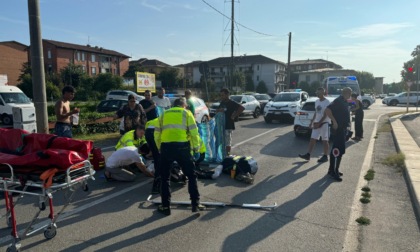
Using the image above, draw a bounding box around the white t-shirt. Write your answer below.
[107,146,143,168]
[314,98,331,123]
[152,96,171,109]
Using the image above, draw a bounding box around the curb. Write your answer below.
[390,112,420,220]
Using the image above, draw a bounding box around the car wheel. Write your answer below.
[264,116,272,123]
[253,108,260,118]
[201,115,209,123]
[362,100,370,109]
[390,99,398,106]
[1,114,13,125]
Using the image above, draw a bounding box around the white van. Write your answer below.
[0,85,34,125]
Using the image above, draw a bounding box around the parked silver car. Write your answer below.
[106,90,145,102]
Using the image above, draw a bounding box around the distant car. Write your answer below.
[293,97,335,137]
[106,90,145,102]
[361,95,375,109]
[252,93,271,111]
[188,97,210,123]
[230,95,261,118]
[164,93,183,106]
[382,92,420,106]
[97,99,128,113]
[209,102,220,117]
[263,91,309,123]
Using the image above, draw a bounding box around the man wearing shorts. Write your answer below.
[217,88,244,155]
[299,87,331,162]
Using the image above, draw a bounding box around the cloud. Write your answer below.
[166,32,176,38]
[340,23,414,38]
[141,0,169,12]
[183,4,197,10]
[0,15,28,26]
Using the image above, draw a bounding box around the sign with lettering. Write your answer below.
[136,72,156,92]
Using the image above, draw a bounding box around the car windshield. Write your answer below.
[273,93,300,102]
[0,92,31,104]
[327,84,360,96]
[254,94,270,100]
[230,96,242,103]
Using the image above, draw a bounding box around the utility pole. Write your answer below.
[28,0,48,133]
[230,0,234,91]
[286,32,292,89]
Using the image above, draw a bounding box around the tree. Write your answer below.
[355,71,375,90]
[93,73,123,93]
[60,63,85,87]
[245,75,254,92]
[256,80,268,93]
[157,68,179,88]
[233,71,246,92]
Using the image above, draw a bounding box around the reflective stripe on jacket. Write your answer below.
[154,107,200,151]
[115,130,146,150]
[146,118,159,129]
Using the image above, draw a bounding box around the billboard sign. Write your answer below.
[136,72,156,93]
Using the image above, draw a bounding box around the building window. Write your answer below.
[257,65,260,71]
[211,67,215,73]
[48,64,52,73]
[77,52,81,61]
[82,53,85,61]
[296,66,301,71]
[92,54,96,62]
[308,65,312,70]
[47,49,51,59]
[91,67,96,76]
[305,75,310,83]
[257,75,259,81]
[239,67,242,71]
[220,67,223,72]
[82,66,86,72]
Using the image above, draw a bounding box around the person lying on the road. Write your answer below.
[115,125,147,150]
[104,146,154,182]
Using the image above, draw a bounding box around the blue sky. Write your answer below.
[1,0,419,83]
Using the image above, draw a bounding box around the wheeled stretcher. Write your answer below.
[0,128,96,252]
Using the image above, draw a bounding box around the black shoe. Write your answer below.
[328,171,343,177]
[298,153,310,161]
[235,172,254,184]
[332,175,343,182]
[192,203,206,213]
[317,155,328,163]
[157,205,171,216]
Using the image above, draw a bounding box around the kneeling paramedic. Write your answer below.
[154,98,205,215]
[115,125,146,150]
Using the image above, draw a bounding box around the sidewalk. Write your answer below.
[390,112,420,220]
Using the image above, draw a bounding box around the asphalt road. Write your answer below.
[1,101,419,251]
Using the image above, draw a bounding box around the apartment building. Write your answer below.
[42,39,130,77]
[189,54,286,93]
[297,68,357,84]
[0,41,29,86]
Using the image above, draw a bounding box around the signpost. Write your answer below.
[407,81,413,113]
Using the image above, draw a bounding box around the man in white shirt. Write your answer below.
[152,87,171,110]
[104,146,154,182]
[299,87,331,162]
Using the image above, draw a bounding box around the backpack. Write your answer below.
[222,155,258,175]
[170,162,187,184]
[89,147,105,170]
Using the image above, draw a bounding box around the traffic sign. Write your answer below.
[407,81,413,87]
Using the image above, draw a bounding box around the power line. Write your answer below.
[201,0,275,37]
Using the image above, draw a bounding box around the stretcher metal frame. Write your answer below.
[0,160,95,252]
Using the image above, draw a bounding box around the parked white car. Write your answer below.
[189,97,210,123]
[263,91,309,123]
[106,90,145,102]
[230,95,261,118]
[0,85,34,125]
[382,92,420,106]
[361,94,375,109]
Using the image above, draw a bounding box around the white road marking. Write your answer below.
[342,115,380,251]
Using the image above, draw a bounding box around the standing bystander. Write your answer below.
[350,93,364,141]
[140,90,158,121]
[54,85,79,138]
[114,94,147,135]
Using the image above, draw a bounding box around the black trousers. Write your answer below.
[354,112,364,138]
[145,128,160,178]
[160,142,200,207]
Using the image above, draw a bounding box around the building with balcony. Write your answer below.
[0,41,29,86]
[189,54,286,93]
[42,39,130,77]
[297,68,357,85]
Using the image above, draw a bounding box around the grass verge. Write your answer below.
[360,198,371,204]
[361,192,371,198]
[382,152,406,171]
[377,120,392,133]
[361,186,371,192]
[74,132,120,146]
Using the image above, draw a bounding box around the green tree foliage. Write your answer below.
[233,71,245,91]
[355,71,375,90]
[158,68,179,88]
[256,80,268,93]
[298,81,320,96]
[60,63,85,87]
[123,64,144,83]
[245,74,254,91]
[383,82,404,94]
[93,73,123,94]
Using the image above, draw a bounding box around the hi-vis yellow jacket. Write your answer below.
[146,118,159,129]
[154,107,200,151]
[115,130,146,150]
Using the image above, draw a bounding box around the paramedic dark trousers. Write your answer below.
[145,128,160,178]
[160,142,200,207]
[329,127,346,175]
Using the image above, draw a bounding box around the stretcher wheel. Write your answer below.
[44,225,57,239]
[6,244,20,252]
[7,216,12,227]
[39,202,46,211]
